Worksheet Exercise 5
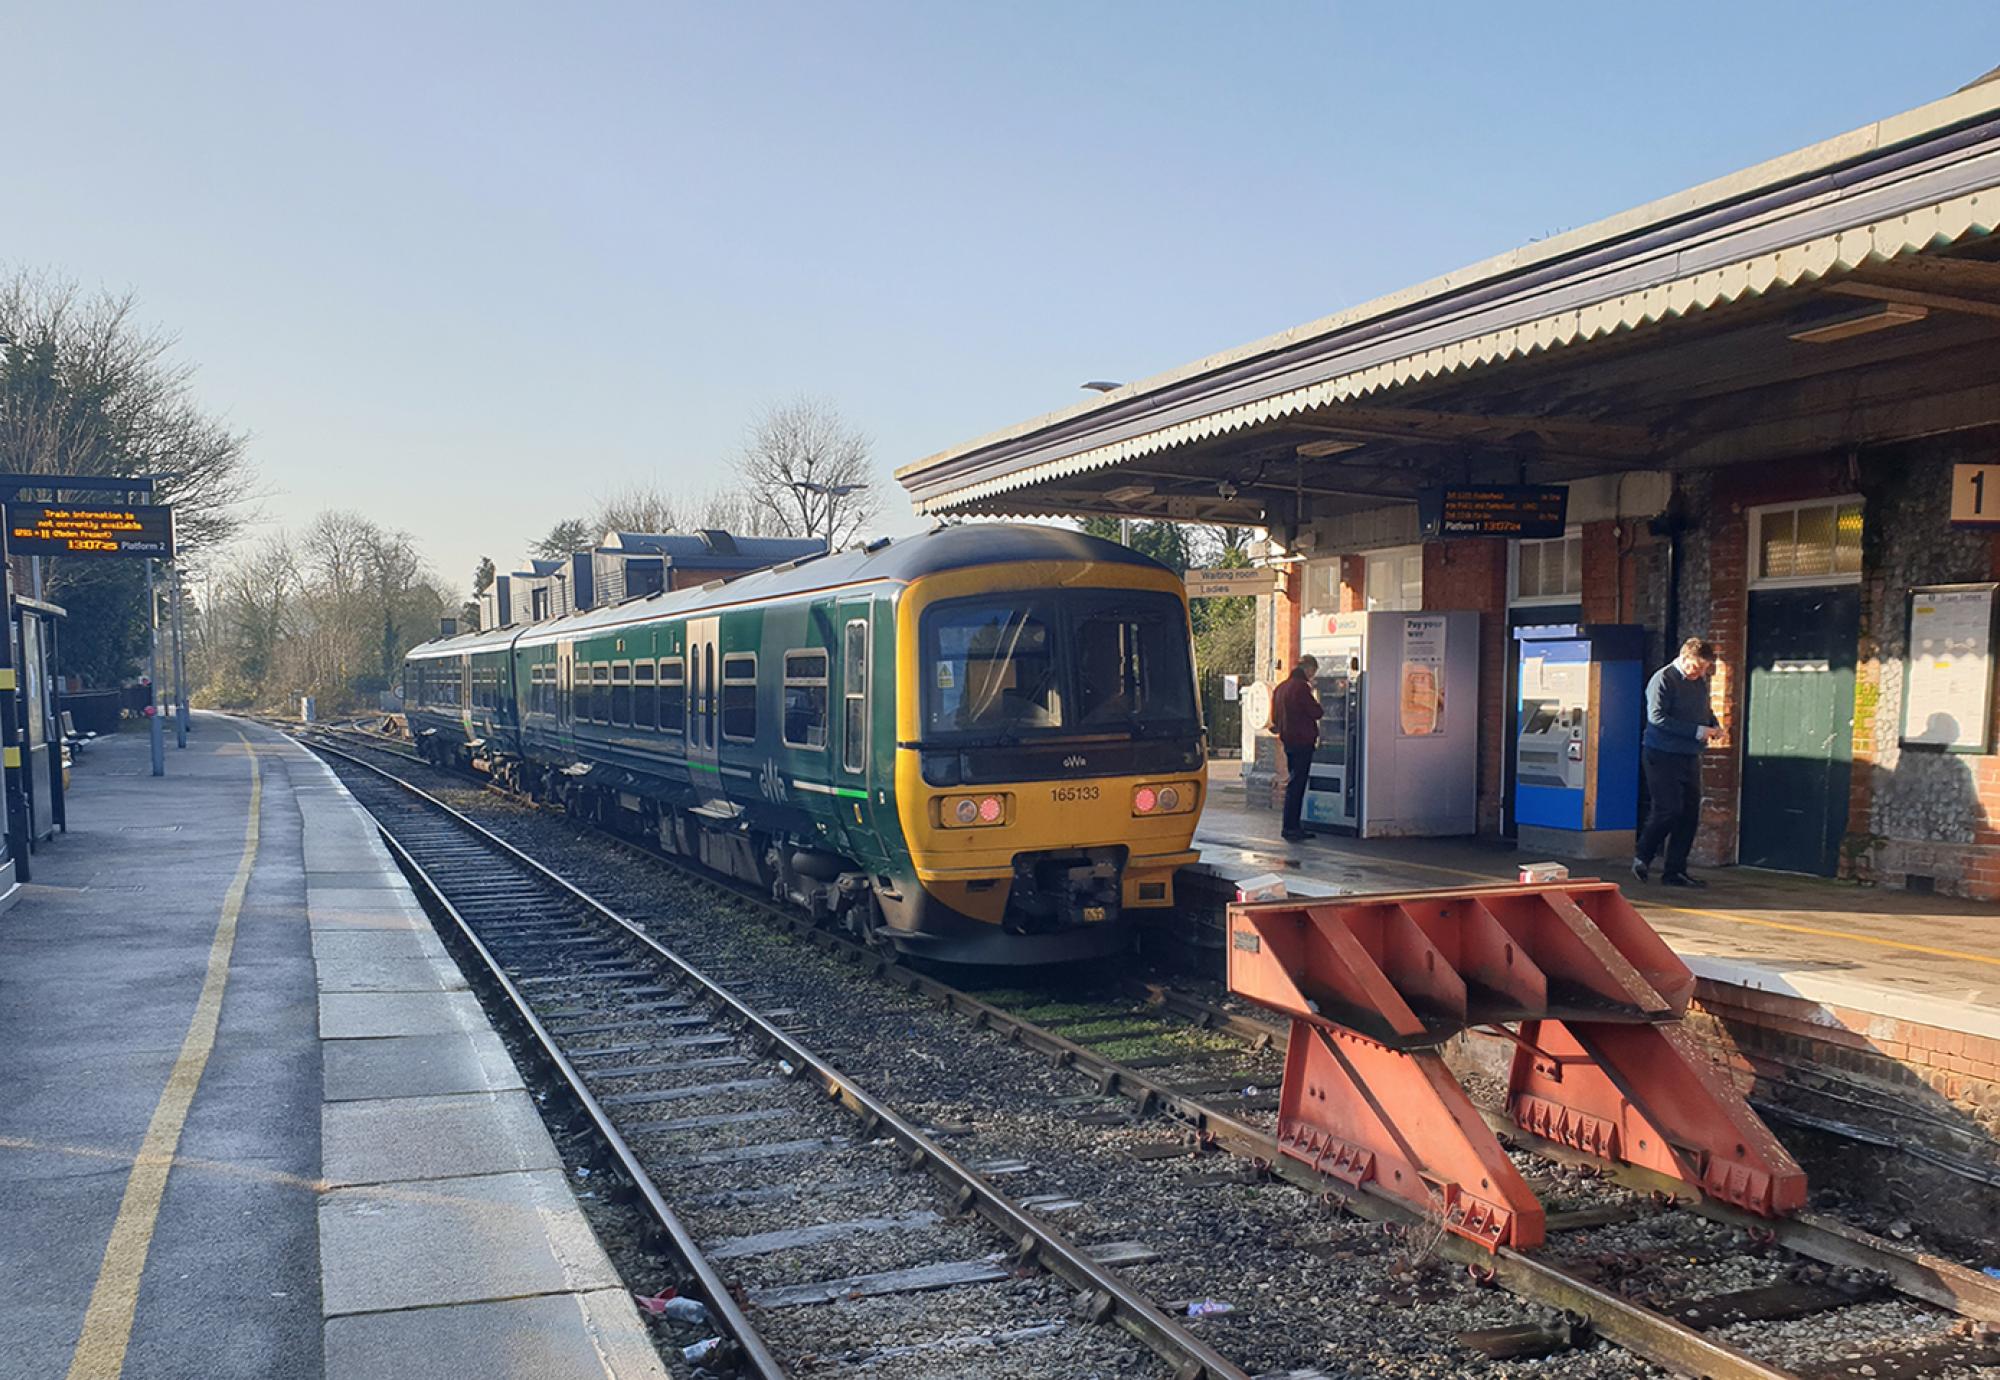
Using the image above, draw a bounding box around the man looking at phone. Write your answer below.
[1633,637,1720,888]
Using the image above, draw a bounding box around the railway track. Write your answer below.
[294,720,2000,1379]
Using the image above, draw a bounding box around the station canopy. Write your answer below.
[896,77,2000,538]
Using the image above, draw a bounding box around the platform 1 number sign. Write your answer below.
[1950,464,2000,527]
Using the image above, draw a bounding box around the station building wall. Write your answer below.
[1273,430,2000,899]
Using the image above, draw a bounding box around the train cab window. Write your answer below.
[591,663,610,723]
[611,663,632,726]
[1071,595,1199,730]
[633,661,656,730]
[722,653,757,742]
[843,620,868,772]
[782,650,828,749]
[659,659,686,736]
[923,601,1060,735]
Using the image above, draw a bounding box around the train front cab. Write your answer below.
[888,558,1204,964]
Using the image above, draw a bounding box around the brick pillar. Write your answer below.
[1423,540,1509,835]
[1580,520,1622,624]
[1693,505,1748,867]
[1339,555,1365,612]
[1274,564,1303,679]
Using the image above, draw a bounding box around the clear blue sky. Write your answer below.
[9,3,1997,591]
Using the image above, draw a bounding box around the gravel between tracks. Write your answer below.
[325,743,1999,1379]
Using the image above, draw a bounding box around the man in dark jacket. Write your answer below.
[1633,637,1720,888]
[1271,656,1323,843]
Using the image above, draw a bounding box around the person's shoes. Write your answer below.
[1630,858,1649,885]
[1281,830,1311,842]
[1662,872,1707,889]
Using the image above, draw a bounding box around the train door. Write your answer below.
[834,598,885,857]
[686,615,733,814]
[558,643,574,749]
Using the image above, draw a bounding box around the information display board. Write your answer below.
[1901,583,1998,753]
[5,503,176,557]
[1419,485,1568,539]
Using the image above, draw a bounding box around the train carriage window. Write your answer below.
[782,650,829,750]
[528,665,543,717]
[843,620,869,773]
[722,653,757,742]
[658,659,686,736]
[633,661,656,731]
[611,662,632,726]
[591,663,611,724]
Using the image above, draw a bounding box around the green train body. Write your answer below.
[402,525,1207,964]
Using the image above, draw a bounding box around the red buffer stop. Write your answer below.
[1226,881,1806,1251]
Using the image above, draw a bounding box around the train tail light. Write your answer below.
[940,793,1009,828]
[1133,781,1198,817]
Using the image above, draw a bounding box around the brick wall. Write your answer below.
[1339,555,1365,613]
[1423,539,1509,834]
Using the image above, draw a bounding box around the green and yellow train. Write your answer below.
[401,524,1206,964]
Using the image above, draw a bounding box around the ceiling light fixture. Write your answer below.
[1297,438,1364,457]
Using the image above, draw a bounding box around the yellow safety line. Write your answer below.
[65,733,260,1380]
[1219,833,2000,971]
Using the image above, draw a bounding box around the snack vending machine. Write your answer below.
[1297,609,1480,837]
[1512,623,1645,857]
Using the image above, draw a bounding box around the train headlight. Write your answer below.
[1132,781,1198,817]
[939,793,1009,828]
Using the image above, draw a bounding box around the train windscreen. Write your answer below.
[922,591,1195,739]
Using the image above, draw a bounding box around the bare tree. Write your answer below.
[593,484,682,538]
[737,397,880,546]
[0,270,255,554]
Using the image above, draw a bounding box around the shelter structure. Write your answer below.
[898,78,2000,897]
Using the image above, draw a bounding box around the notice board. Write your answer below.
[1902,583,1998,753]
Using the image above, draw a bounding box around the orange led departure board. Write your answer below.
[5,503,176,557]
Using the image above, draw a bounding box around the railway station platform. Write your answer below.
[1187,777,2000,1239]
[0,717,667,1380]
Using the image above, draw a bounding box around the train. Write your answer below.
[400,524,1207,964]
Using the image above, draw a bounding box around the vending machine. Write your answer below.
[1512,623,1644,858]
[1297,609,1480,837]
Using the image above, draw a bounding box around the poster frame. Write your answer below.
[1899,582,2000,756]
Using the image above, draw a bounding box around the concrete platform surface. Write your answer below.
[0,717,667,1380]
[1196,794,2000,1037]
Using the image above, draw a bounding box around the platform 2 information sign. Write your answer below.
[1419,485,1568,539]
[5,503,176,557]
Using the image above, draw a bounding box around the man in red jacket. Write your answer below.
[1270,656,1323,842]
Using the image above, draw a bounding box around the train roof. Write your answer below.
[403,523,1174,659]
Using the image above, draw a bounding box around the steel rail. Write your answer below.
[1129,979,2000,1328]
[361,795,789,1378]
[295,727,1954,1377]
[309,740,1251,1380]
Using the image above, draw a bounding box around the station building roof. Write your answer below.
[896,78,2000,530]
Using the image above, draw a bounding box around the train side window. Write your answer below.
[527,665,540,716]
[722,653,757,742]
[659,659,686,736]
[704,645,716,747]
[843,619,868,773]
[611,662,632,726]
[591,663,611,724]
[633,661,656,731]
[782,650,828,750]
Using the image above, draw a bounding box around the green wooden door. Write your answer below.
[1739,586,1859,875]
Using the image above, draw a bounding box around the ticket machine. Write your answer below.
[1512,623,1644,857]
[1298,610,1480,837]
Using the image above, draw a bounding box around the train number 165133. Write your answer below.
[1050,784,1100,803]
